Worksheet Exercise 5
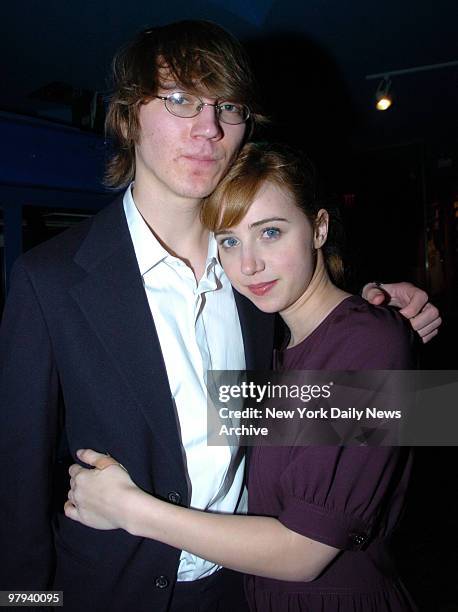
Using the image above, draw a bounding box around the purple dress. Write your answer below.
[245,296,417,611]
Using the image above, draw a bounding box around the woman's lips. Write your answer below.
[247,280,278,296]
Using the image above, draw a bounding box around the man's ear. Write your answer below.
[120,103,142,143]
[120,118,129,140]
[313,209,329,249]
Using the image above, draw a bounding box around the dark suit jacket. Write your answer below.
[0,196,275,612]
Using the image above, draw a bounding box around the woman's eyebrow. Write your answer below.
[215,217,290,236]
[249,217,289,228]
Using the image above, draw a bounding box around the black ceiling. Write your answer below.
[3,0,458,152]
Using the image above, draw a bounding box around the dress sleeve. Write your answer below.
[277,301,414,551]
[277,445,412,551]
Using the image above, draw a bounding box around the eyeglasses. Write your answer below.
[155,92,250,125]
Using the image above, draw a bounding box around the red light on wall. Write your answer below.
[343,193,356,208]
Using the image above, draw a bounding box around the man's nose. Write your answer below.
[190,104,223,140]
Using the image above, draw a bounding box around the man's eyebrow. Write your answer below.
[214,217,290,236]
[159,82,180,91]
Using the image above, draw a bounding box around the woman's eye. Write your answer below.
[262,227,281,239]
[219,237,239,248]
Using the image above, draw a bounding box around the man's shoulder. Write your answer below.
[19,195,125,274]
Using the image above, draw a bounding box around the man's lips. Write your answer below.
[182,154,221,163]
[247,280,278,296]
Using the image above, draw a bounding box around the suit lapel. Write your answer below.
[233,288,276,370]
[234,290,277,473]
[70,197,185,475]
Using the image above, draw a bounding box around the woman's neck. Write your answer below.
[280,250,351,348]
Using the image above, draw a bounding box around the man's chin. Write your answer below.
[186,178,221,200]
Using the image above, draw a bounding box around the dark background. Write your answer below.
[1,2,457,609]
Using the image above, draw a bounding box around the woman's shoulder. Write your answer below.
[326,295,415,369]
[334,294,410,334]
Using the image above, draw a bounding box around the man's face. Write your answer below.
[134,84,246,203]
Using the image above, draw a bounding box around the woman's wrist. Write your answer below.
[122,487,158,537]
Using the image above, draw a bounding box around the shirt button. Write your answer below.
[155,575,169,589]
[167,491,182,504]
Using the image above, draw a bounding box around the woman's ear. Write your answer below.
[313,209,329,249]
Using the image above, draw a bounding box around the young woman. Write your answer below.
[65,143,417,611]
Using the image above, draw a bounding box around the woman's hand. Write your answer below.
[64,449,138,531]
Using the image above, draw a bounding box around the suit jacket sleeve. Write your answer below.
[0,260,59,589]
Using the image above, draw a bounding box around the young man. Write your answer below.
[0,20,439,612]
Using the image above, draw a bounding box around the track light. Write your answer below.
[375,77,392,111]
[366,59,458,112]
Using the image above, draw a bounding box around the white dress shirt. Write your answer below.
[123,186,246,580]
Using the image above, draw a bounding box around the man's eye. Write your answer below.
[169,93,194,105]
[219,103,240,113]
[219,237,239,248]
[262,227,281,239]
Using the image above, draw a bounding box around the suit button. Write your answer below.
[350,533,366,547]
[155,575,169,589]
[168,491,182,504]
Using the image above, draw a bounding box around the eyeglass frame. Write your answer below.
[154,92,251,125]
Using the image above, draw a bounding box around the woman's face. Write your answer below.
[216,182,326,314]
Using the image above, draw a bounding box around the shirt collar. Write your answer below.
[123,184,169,276]
[201,234,223,292]
[123,184,222,282]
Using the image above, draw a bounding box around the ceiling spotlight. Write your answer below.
[367,60,458,112]
[375,77,392,111]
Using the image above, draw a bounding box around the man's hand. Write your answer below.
[64,449,137,531]
[362,282,441,343]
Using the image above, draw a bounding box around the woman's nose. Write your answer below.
[241,248,265,276]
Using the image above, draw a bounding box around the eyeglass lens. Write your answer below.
[164,92,248,124]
